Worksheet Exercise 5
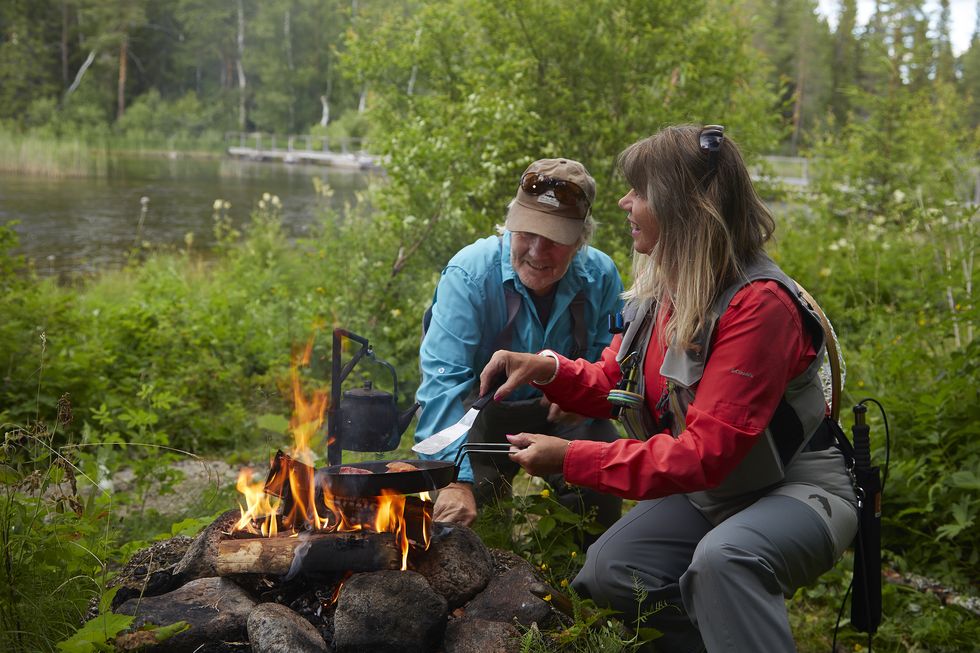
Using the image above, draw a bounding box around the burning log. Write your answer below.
[216,532,401,576]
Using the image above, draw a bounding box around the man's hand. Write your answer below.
[432,482,477,526]
[541,396,584,426]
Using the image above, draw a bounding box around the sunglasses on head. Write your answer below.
[520,172,591,212]
[699,124,725,156]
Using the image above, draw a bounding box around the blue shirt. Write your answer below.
[415,231,624,482]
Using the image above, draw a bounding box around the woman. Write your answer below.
[479,126,858,652]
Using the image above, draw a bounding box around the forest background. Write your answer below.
[0,0,977,651]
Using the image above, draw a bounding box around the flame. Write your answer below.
[288,337,328,466]
[235,467,280,536]
[374,490,410,570]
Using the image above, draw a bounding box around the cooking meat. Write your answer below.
[385,461,420,473]
[338,465,372,475]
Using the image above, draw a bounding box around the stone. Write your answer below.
[443,617,522,653]
[247,602,328,653]
[413,523,493,609]
[463,563,551,627]
[332,570,447,653]
[115,576,255,652]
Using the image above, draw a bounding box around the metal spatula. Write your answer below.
[411,390,496,455]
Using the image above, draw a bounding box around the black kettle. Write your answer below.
[328,329,419,464]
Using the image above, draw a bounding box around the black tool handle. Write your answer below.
[472,372,507,410]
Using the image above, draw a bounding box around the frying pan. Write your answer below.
[319,442,513,497]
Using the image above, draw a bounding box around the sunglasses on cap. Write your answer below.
[520,172,591,212]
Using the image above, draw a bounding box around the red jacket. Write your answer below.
[542,280,818,501]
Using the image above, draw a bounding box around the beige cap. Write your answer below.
[505,158,595,246]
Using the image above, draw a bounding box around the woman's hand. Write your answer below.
[505,432,570,477]
[480,350,557,399]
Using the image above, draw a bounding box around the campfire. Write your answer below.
[223,336,433,577]
[105,330,554,653]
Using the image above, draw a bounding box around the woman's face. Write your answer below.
[510,231,577,296]
[619,188,659,254]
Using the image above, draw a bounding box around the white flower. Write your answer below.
[258,200,267,210]
[213,199,223,211]
[262,192,271,202]
[892,189,906,203]
[222,200,231,210]
[271,195,281,207]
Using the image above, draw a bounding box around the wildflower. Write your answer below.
[543,594,552,602]
[223,200,231,210]
[213,199,223,211]
[892,189,906,203]
[391,308,402,318]
[918,318,926,326]
[540,563,548,571]
[540,488,551,498]
[259,200,267,210]
[857,380,865,388]
[819,268,831,278]
[271,195,281,207]
[262,192,271,202]
[560,579,569,588]
[316,287,326,295]
[570,551,577,558]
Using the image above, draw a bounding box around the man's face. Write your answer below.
[510,231,577,296]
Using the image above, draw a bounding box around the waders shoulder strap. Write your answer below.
[796,284,842,421]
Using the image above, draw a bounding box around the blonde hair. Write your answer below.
[620,125,775,350]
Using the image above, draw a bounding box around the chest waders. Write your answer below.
[613,255,829,515]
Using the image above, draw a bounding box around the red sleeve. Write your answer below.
[562,282,817,500]
[534,334,625,419]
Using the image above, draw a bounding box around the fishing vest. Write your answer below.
[615,255,828,507]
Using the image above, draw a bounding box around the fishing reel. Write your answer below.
[607,351,644,418]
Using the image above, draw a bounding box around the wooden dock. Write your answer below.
[225,133,381,170]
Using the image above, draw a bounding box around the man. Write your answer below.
[415,157,624,530]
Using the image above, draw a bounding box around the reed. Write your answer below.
[0,130,108,178]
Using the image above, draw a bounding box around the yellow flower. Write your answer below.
[819,267,831,278]
[560,579,569,588]
[540,488,551,498]
[540,563,548,571]
[543,594,552,602]
[857,380,865,388]
[570,551,577,558]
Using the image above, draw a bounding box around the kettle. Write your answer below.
[328,329,419,464]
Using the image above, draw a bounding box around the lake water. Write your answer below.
[0,154,374,278]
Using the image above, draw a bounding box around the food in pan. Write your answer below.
[338,465,372,475]
[385,461,421,473]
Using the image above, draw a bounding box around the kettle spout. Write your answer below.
[397,401,421,437]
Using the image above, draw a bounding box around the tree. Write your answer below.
[336,0,781,330]
[0,0,64,123]
[831,0,859,125]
